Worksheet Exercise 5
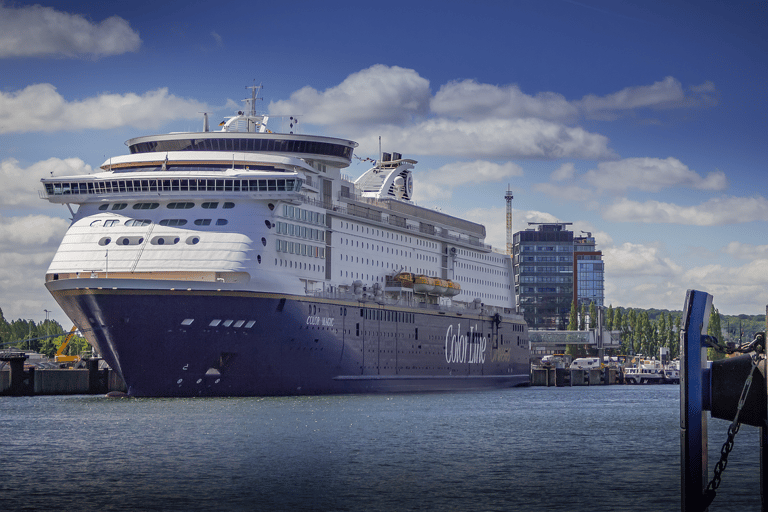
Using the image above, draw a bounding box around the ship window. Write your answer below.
[202,202,218,209]
[209,319,222,327]
[167,202,195,209]
[98,237,111,246]
[186,236,200,245]
[216,219,228,226]
[133,202,159,210]
[112,203,127,210]
[125,219,152,227]
[194,219,212,226]
[181,319,194,326]
[261,237,266,246]
[159,219,188,226]
[224,202,235,209]
[98,204,108,211]
[233,320,245,328]
[245,321,256,328]
[103,220,119,227]
[222,320,233,327]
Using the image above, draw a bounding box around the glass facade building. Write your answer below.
[513,223,604,330]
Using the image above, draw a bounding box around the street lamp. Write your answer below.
[44,309,50,321]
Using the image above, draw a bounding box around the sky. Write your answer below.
[0,0,766,327]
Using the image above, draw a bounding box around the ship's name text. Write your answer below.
[306,316,334,327]
[444,324,486,364]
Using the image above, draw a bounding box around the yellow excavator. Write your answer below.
[54,326,80,365]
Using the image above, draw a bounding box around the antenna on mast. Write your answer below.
[245,82,263,117]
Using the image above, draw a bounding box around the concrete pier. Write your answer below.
[1,358,126,396]
[529,366,641,387]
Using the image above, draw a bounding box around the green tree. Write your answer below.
[567,300,578,331]
[579,303,586,331]
[606,304,614,331]
[625,309,637,355]
[707,306,726,361]
[589,301,597,329]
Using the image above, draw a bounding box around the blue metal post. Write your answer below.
[681,289,712,511]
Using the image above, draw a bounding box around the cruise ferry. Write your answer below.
[41,86,529,396]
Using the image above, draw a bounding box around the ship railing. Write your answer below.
[296,194,492,251]
[304,287,519,319]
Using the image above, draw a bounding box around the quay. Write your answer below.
[530,366,622,387]
[0,351,126,396]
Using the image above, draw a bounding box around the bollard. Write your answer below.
[0,353,30,396]
[680,290,767,512]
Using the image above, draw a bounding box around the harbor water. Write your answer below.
[0,386,762,511]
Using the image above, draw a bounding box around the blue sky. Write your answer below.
[1,0,766,326]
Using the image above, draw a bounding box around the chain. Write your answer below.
[700,350,761,510]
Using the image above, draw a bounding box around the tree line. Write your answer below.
[0,307,89,359]
[565,300,762,361]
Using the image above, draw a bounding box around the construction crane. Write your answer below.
[54,326,80,365]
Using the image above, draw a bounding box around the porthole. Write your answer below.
[261,237,266,246]
[265,220,272,229]
[267,203,275,211]
[257,255,262,264]
[186,236,200,245]
[98,237,111,246]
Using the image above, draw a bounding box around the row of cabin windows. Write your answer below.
[275,239,325,258]
[98,201,234,211]
[45,177,300,196]
[282,205,325,226]
[93,219,228,228]
[128,137,353,160]
[275,222,325,242]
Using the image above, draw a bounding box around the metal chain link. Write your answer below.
[700,350,761,510]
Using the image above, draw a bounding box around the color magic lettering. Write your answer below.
[444,324,486,364]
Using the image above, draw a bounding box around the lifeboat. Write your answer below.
[413,275,435,294]
[431,279,448,295]
[444,280,461,296]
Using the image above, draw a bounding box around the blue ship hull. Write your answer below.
[49,285,529,397]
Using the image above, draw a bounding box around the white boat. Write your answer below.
[623,359,665,384]
[40,85,529,397]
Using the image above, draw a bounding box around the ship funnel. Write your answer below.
[203,112,209,132]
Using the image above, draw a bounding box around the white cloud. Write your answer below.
[578,77,718,120]
[412,161,522,203]
[584,157,727,193]
[0,214,70,247]
[426,160,523,186]
[0,157,93,207]
[273,65,614,160]
[0,4,141,58]
[551,162,576,181]
[602,196,768,225]
[269,64,431,127]
[722,241,768,260]
[0,84,208,134]
[358,117,614,159]
[211,31,223,46]
[431,79,577,121]
[604,242,682,277]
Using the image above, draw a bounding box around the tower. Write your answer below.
[505,185,514,255]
